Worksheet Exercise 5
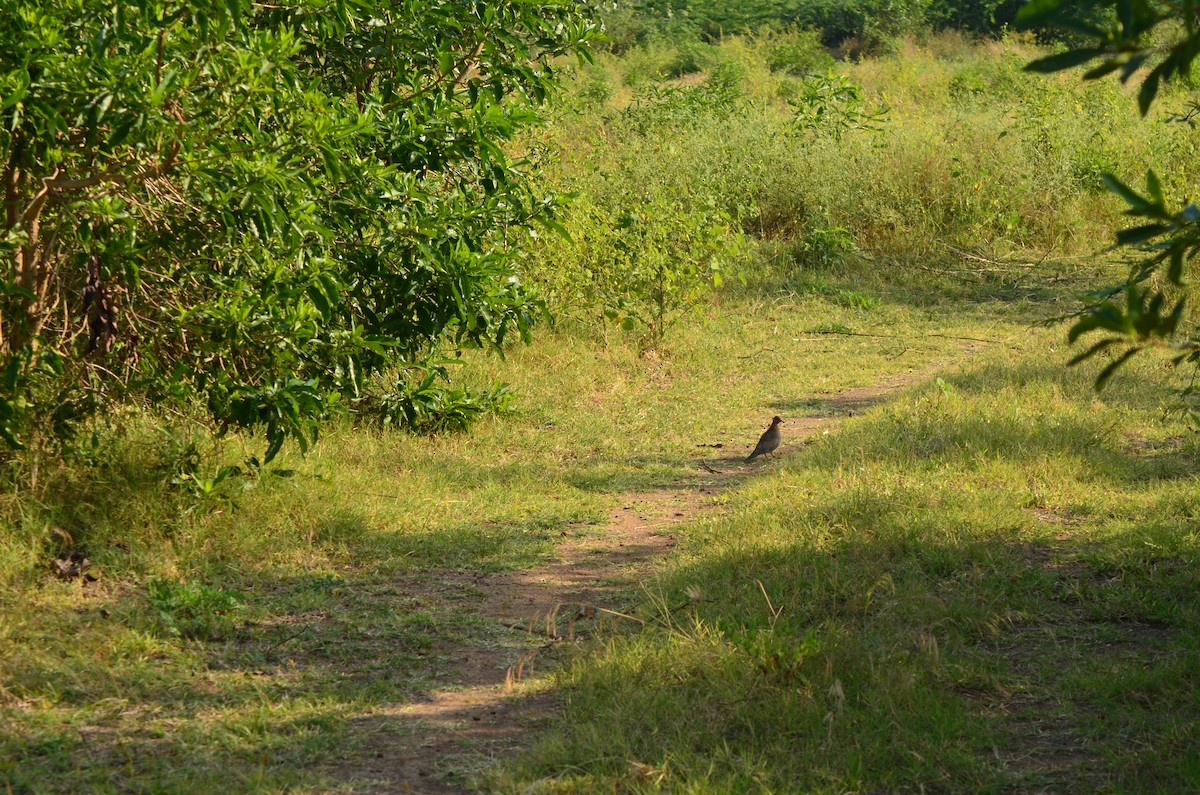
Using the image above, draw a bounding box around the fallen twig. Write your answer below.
[264,625,312,651]
[737,348,777,360]
[802,329,1019,348]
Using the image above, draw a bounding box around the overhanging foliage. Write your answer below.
[1018,0,1200,389]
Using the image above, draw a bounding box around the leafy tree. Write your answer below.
[0,0,597,462]
[928,0,1025,33]
[1018,0,1200,389]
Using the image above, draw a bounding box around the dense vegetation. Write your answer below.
[1018,0,1200,390]
[0,0,597,468]
[4,0,1200,792]
[601,0,1100,53]
[519,26,1199,335]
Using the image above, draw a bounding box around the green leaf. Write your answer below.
[1067,337,1121,366]
[1025,48,1107,73]
[1118,0,1134,33]
[1068,303,1129,343]
[1101,173,1154,213]
[1016,0,1069,25]
[307,282,332,320]
[263,430,285,464]
[0,424,23,450]
[224,0,243,30]
[1095,347,1142,390]
[107,115,139,148]
[1116,223,1171,246]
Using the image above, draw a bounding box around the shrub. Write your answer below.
[618,64,745,134]
[787,72,888,139]
[947,56,1025,101]
[373,366,515,434]
[576,71,617,107]
[0,0,599,471]
[791,222,858,271]
[765,28,834,75]
[531,193,750,344]
[666,40,720,77]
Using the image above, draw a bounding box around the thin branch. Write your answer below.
[387,37,489,110]
[941,243,1052,270]
[17,168,59,230]
[264,624,312,651]
[2,135,21,235]
[801,329,1022,349]
[156,28,166,87]
[736,347,777,359]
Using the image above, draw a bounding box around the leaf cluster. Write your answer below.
[1019,0,1200,387]
[0,0,599,465]
[787,71,888,140]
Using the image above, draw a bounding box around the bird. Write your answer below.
[745,416,784,462]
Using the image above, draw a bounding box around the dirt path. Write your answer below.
[327,356,976,793]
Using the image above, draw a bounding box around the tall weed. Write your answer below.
[529,31,1200,325]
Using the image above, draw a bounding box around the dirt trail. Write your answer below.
[328,357,974,793]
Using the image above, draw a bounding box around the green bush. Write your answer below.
[525,60,760,342]
[666,40,720,76]
[947,56,1025,101]
[533,28,1200,332]
[787,72,888,139]
[0,0,598,471]
[765,28,834,75]
[372,366,515,434]
[618,42,681,86]
[579,76,616,107]
[618,64,745,134]
[530,192,749,343]
[791,273,880,308]
[790,221,858,271]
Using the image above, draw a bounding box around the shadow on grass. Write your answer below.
[496,358,1200,793]
[1,451,734,792]
[8,353,1199,793]
[513,514,1199,793]
[738,253,1105,316]
[1,554,523,792]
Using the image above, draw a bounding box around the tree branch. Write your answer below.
[2,137,21,236]
[386,36,489,111]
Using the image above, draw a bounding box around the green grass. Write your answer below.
[528,31,1200,323]
[490,334,1200,793]
[9,260,1200,792]
[1,274,1033,793]
[6,29,1200,794]
[6,265,1200,792]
